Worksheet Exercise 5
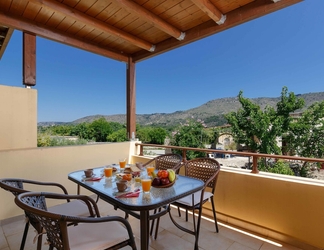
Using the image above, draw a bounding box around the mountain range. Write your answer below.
[38,92,324,128]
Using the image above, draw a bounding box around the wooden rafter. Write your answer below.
[0,10,129,62]
[28,0,155,52]
[114,0,186,40]
[191,0,226,24]
[132,0,302,62]
[0,26,13,59]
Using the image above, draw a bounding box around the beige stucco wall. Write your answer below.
[0,142,138,220]
[209,168,324,249]
[0,85,37,150]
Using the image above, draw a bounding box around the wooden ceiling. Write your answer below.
[0,0,302,63]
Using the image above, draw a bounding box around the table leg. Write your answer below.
[140,210,150,250]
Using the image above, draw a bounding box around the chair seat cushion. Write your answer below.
[49,200,90,217]
[67,221,130,250]
[174,191,213,206]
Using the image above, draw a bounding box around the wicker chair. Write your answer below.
[168,158,221,250]
[0,178,93,250]
[142,153,183,173]
[15,192,137,250]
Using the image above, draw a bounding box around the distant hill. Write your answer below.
[38,92,324,128]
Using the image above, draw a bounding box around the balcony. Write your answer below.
[0,141,323,250]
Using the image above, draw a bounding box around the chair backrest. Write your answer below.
[145,153,183,171]
[184,158,221,193]
[15,192,97,250]
[0,178,26,196]
[0,178,69,197]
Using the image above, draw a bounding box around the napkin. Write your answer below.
[115,189,141,198]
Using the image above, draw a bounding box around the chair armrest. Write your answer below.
[39,193,100,217]
[142,158,155,167]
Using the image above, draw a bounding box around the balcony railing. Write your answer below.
[136,142,324,174]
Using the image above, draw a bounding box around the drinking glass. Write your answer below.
[141,179,152,193]
[146,165,155,177]
[104,166,113,179]
[119,158,127,171]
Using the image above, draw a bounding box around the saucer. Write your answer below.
[82,174,96,180]
[113,187,131,193]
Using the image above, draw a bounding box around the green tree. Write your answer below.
[171,119,207,160]
[136,126,168,144]
[149,127,168,144]
[109,121,124,132]
[71,122,93,140]
[136,127,152,143]
[285,101,324,175]
[107,128,128,142]
[89,118,112,142]
[225,87,304,154]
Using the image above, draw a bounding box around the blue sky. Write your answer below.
[0,0,323,123]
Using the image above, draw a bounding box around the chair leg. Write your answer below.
[20,220,30,250]
[150,209,157,236]
[211,198,219,233]
[36,233,43,250]
[177,206,181,217]
[154,207,163,240]
[194,208,203,250]
[185,209,188,221]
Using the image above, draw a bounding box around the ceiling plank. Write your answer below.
[114,0,186,40]
[0,10,129,62]
[132,0,303,62]
[191,0,226,24]
[28,0,155,51]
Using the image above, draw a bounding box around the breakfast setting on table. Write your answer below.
[81,159,177,199]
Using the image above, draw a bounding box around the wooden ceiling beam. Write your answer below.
[132,0,303,62]
[0,11,129,62]
[191,0,226,24]
[114,0,185,40]
[28,0,155,52]
[0,26,13,59]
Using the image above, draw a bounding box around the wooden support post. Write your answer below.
[126,57,136,140]
[23,32,36,87]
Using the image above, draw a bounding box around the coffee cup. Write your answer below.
[84,169,93,178]
[116,180,127,192]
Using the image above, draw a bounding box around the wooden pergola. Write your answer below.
[0,0,302,138]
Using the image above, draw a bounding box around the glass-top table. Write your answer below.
[68,166,204,250]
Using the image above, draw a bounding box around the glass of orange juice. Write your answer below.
[104,166,113,179]
[146,165,155,176]
[119,158,127,171]
[141,179,152,193]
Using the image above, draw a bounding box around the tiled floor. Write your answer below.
[0,199,303,250]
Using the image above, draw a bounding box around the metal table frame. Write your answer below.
[68,167,204,250]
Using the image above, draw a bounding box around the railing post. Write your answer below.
[251,155,259,174]
[182,150,187,162]
[139,144,144,156]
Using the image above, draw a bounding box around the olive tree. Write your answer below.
[225,87,304,155]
